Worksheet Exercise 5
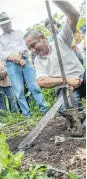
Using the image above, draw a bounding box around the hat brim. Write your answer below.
[0,19,11,25]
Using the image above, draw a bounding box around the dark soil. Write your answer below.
[8,116,86,179]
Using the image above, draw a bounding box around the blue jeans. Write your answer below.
[6,59,48,116]
[0,86,18,112]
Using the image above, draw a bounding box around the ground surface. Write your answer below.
[8,116,86,179]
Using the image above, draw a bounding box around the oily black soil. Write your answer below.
[8,116,86,179]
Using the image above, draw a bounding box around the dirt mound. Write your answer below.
[8,116,86,179]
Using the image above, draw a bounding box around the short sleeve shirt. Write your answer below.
[34,21,85,80]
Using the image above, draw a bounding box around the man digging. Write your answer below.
[24,0,86,135]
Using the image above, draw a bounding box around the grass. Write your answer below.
[0,88,56,138]
[0,88,86,139]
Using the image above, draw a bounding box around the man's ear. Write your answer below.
[38,35,45,42]
[41,35,45,39]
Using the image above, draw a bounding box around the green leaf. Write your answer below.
[14,151,24,167]
[0,133,6,143]
[3,170,21,179]
[36,176,52,179]
[68,171,79,179]
[0,163,4,174]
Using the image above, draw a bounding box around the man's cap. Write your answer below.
[0,12,11,25]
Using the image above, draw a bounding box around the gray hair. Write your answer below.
[24,29,44,39]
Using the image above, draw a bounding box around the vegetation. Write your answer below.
[0,88,56,123]
[0,132,52,179]
[0,133,80,179]
[26,12,86,37]
[0,88,56,139]
[77,17,86,30]
[68,172,79,179]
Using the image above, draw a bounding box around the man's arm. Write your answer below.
[53,0,80,33]
[38,77,82,88]
[0,42,11,61]
[0,42,23,65]
[38,77,63,88]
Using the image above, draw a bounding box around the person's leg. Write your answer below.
[73,89,84,111]
[78,71,86,98]
[57,88,66,115]
[23,59,49,114]
[6,61,32,116]
[4,86,18,112]
[68,71,86,110]
[24,80,31,108]
[57,87,84,115]
[0,87,7,111]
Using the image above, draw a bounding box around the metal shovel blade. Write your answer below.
[18,96,63,150]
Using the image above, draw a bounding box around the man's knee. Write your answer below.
[14,87,24,100]
[28,83,40,93]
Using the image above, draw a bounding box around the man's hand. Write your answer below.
[67,77,83,88]
[7,53,22,64]
[7,54,26,66]
[37,76,83,88]
[19,59,26,67]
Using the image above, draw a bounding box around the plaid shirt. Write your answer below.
[0,59,11,87]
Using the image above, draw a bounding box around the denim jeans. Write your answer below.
[6,59,48,116]
[0,86,18,112]
[57,72,86,114]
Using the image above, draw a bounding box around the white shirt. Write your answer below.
[34,21,85,80]
[0,30,28,60]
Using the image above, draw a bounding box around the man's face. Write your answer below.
[25,36,49,56]
[0,22,12,33]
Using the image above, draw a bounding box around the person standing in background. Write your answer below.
[0,12,49,117]
[0,58,18,112]
[74,29,86,66]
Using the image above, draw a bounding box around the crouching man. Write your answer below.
[24,1,86,116]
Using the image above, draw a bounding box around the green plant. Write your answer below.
[33,23,50,37]
[77,17,86,30]
[0,132,24,179]
[68,171,79,179]
[82,98,86,110]
[0,88,57,139]
[30,88,56,116]
[0,132,52,179]
[27,164,52,179]
[0,111,25,125]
